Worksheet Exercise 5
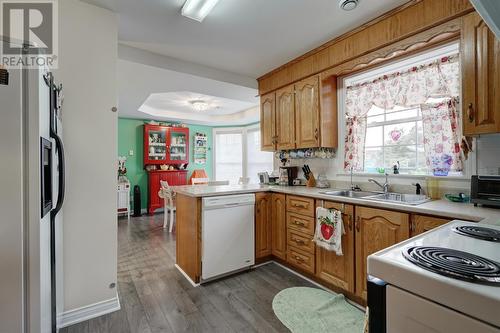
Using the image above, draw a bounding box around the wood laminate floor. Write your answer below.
[61,214,316,333]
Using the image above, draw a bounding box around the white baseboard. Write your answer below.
[57,294,120,328]
[175,264,200,287]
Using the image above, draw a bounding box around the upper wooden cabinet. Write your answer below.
[295,76,320,148]
[255,193,273,259]
[355,207,409,300]
[462,12,500,135]
[271,193,287,260]
[260,75,338,151]
[316,202,355,293]
[260,92,276,151]
[275,85,296,150]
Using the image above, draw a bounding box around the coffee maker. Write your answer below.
[279,166,298,186]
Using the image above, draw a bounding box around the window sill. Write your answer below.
[335,173,471,181]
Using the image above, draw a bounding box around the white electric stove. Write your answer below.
[367,220,500,333]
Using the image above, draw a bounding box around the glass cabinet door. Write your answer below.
[168,128,188,163]
[146,127,167,162]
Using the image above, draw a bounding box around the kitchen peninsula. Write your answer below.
[174,184,500,304]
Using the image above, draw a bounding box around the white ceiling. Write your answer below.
[81,0,409,78]
[117,59,260,125]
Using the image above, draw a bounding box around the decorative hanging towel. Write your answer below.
[313,207,345,255]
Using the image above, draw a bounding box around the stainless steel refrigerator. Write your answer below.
[0,39,64,333]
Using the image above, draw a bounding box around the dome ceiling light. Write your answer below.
[339,0,359,11]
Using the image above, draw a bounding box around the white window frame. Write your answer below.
[213,124,274,182]
[337,41,476,179]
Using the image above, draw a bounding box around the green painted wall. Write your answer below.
[118,118,213,209]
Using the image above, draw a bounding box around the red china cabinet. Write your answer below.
[144,124,189,214]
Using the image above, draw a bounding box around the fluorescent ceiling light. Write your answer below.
[181,0,220,22]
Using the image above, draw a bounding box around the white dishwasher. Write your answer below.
[201,194,255,281]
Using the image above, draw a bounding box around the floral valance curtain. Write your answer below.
[344,54,461,172]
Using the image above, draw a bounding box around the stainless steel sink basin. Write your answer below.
[320,190,379,198]
[365,193,431,205]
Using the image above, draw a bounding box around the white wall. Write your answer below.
[56,0,118,314]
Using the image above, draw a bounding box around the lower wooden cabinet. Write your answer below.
[255,193,273,259]
[411,214,450,237]
[316,202,355,293]
[271,193,287,260]
[147,170,187,214]
[355,206,409,300]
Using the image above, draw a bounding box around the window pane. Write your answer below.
[365,126,383,147]
[384,145,417,173]
[416,145,427,174]
[417,121,424,145]
[247,130,274,184]
[367,105,385,116]
[215,133,243,184]
[386,108,419,121]
[367,115,385,125]
[364,147,383,173]
[384,122,417,146]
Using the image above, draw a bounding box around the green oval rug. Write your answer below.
[272,287,364,333]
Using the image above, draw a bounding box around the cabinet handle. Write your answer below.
[292,238,305,245]
[292,202,308,209]
[347,214,353,231]
[295,256,304,263]
[355,216,361,232]
[314,128,319,140]
[467,103,474,123]
[294,220,306,227]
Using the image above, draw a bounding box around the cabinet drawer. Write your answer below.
[287,212,315,236]
[287,229,315,254]
[286,195,315,217]
[287,246,315,274]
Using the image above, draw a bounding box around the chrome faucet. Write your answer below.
[369,173,390,193]
[350,167,362,191]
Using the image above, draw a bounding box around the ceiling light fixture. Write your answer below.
[339,0,359,11]
[190,100,210,111]
[181,0,220,22]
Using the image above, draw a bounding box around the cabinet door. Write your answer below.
[462,12,500,135]
[355,207,409,300]
[411,214,449,237]
[255,193,273,259]
[260,92,276,151]
[271,193,287,260]
[144,125,168,165]
[148,172,162,214]
[316,202,355,293]
[167,127,189,164]
[295,76,320,148]
[276,85,296,150]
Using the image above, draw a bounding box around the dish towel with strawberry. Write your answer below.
[313,207,344,255]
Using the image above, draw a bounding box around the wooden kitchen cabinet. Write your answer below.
[316,202,355,293]
[255,193,273,259]
[271,193,287,260]
[147,170,188,214]
[355,206,409,300]
[260,92,276,151]
[275,85,296,150]
[462,12,500,135]
[295,76,320,148]
[411,214,450,237]
[261,75,337,151]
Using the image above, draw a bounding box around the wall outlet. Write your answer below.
[129,150,134,156]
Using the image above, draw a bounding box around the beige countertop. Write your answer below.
[174,185,500,226]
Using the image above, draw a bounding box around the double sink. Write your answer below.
[320,190,431,205]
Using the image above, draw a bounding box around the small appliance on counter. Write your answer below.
[471,175,500,207]
[279,166,298,186]
[258,172,270,184]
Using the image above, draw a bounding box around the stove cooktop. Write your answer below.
[453,225,500,242]
[403,246,500,285]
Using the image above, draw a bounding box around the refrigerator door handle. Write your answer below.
[50,132,65,216]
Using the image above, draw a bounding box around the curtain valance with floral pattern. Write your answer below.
[344,54,461,172]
